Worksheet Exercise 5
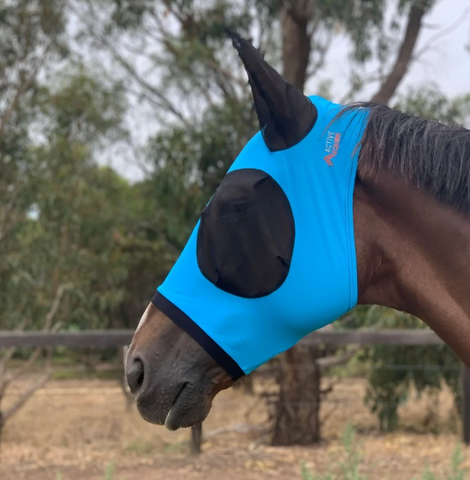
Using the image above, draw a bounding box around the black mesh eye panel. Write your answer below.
[197,168,295,298]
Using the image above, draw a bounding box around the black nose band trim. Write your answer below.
[151,291,245,381]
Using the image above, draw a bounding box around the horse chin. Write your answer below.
[164,387,212,431]
[135,382,213,431]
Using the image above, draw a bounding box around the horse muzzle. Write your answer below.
[125,303,233,430]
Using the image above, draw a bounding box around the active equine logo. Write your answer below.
[324,130,341,166]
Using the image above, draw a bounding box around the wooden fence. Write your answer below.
[1,329,469,445]
[0,328,445,348]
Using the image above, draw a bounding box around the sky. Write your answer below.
[402,1,470,97]
[102,0,470,182]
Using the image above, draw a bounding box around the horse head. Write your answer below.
[125,34,470,430]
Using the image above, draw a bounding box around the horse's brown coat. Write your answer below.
[355,166,470,365]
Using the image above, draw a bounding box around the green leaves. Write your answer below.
[302,426,467,480]
[394,86,470,126]
[109,0,155,31]
[42,69,128,145]
[0,0,67,99]
[415,443,468,480]
[301,425,367,480]
[0,42,140,333]
[344,305,461,432]
[146,98,258,249]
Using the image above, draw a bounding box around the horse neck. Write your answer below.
[354,166,470,365]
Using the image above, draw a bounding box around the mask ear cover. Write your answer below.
[197,168,295,298]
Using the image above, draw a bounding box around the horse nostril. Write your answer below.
[127,357,145,394]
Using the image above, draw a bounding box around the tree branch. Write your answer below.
[0,318,28,371]
[0,187,23,247]
[315,346,360,371]
[2,343,55,422]
[0,81,30,140]
[281,2,312,90]
[371,4,427,105]
[0,33,56,140]
[3,369,51,422]
[203,423,266,439]
[3,286,65,385]
[414,6,470,61]
[43,284,66,332]
[73,0,191,128]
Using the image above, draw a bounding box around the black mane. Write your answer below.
[343,102,470,214]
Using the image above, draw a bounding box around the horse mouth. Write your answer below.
[136,381,209,431]
[164,382,193,431]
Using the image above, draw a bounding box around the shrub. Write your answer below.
[301,426,467,480]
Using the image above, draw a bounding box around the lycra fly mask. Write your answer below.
[151,35,370,380]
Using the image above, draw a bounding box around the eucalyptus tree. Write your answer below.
[0,1,133,443]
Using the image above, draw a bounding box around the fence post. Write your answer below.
[461,362,470,445]
[120,346,134,411]
[190,423,203,454]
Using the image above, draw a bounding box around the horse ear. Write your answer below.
[230,32,317,152]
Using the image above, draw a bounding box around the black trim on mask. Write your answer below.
[197,168,295,298]
[151,291,245,381]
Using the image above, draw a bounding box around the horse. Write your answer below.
[125,33,470,432]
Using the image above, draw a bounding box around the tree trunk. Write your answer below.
[281,5,311,89]
[370,5,426,105]
[272,344,321,445]
[273,2,322,446]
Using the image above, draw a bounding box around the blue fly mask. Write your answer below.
[152,34,369,379]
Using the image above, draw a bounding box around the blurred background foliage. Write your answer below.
[1,0,469,438]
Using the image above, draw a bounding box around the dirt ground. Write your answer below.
[0,374,466,480]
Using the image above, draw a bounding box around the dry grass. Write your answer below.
[0,374,466,480]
